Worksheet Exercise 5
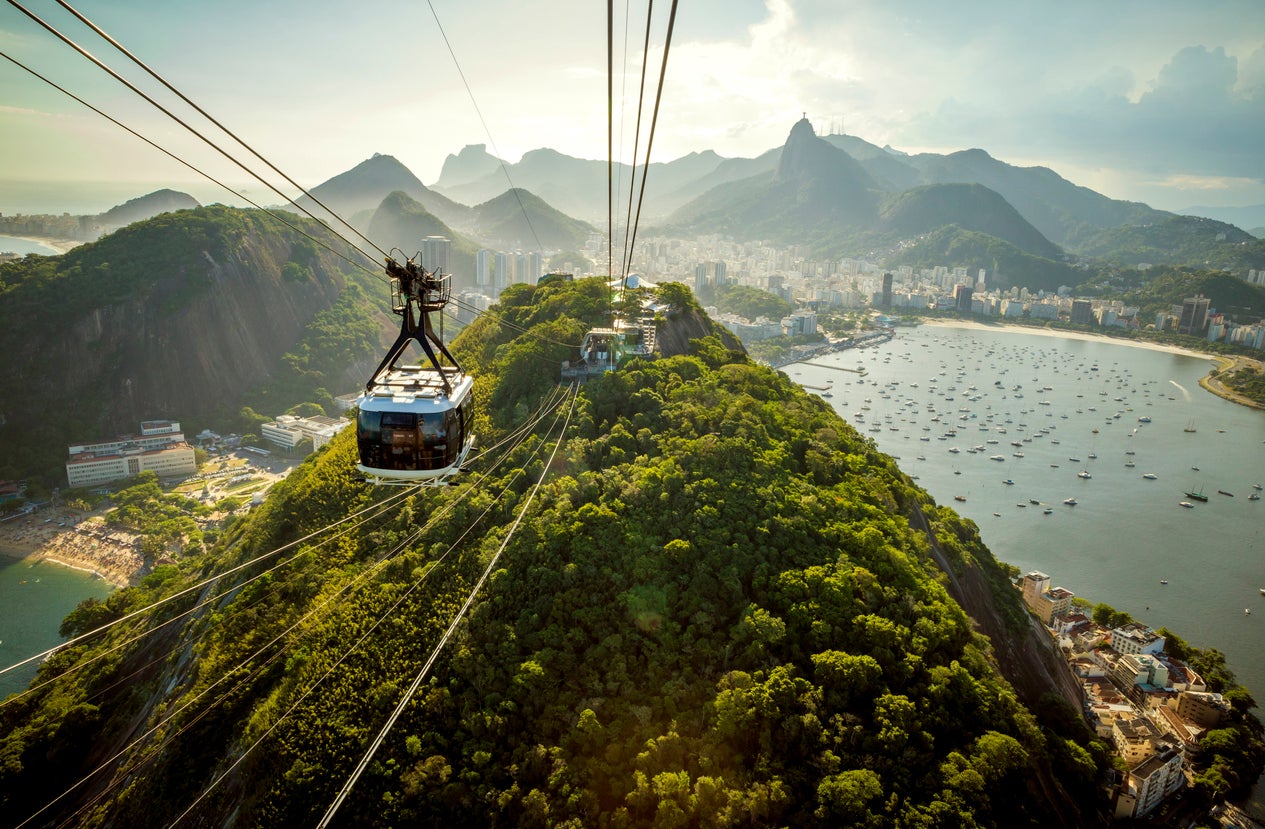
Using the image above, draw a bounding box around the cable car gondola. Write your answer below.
[356,258,473,484]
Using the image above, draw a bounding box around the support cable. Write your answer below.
[20,394,568,827]
[0,487,407,708]
[317,384,578,827]
[3,0,383,269]
[424,0,543,255]
[168,414,551,826]
[607,0,614,287]
[0,49,375,278]
[0,486,418,685]
[51,0,391,262]
[619,0,655,288]
[625,0,679,277]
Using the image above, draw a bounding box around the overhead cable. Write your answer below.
[0,49,373,277]
[624,0,679,278]
[3,0,383,269]
[51,0,392,263]
[425,0,543,255]
[317,384,578,827]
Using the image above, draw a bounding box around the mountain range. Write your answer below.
[306,119,1261,280]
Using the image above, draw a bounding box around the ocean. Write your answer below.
[0,235,61,256]
[794,323,1265,697]
[0,555,112,700]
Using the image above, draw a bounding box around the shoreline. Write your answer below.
[0,517,141,588]
[920,318,1265,411]
[0,234,81,254]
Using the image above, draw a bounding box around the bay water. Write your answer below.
[795,322,1265,699]
[0,235,61,256]
[0,555,112,700]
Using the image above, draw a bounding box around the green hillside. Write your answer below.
[471,188,594,250]
[0,206,385,482]
[880,184,1064,261]
[0,278,1119,827]
[1073,215,1265,271]
[366,191,480,289]
[887,225,1084,293]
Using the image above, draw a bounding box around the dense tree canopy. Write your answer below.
[0,277,1144,827]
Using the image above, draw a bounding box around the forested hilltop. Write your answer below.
[3,278,1124,827]
[0,205,390,481]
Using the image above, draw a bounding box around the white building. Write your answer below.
[66,421,195,488]
[1112,623,1166,657]
[261,415,344,453]
[1114,747,1183,819]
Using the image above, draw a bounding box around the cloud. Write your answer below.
[910,44,1265,187]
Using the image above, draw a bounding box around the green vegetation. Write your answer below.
[1074,215,1265,272]
[1079,265,1265,321]
[472,188,594,251]
[0,205,377,483]
[105,471,210,555]
[709,283,793,320]
[1221,364,1265,406]
[742,332,826,364]
[886,225,1082,293]
[1154,628,1265,797]
[2,276,1255,826]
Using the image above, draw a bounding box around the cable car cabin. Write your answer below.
[356,367,474,483]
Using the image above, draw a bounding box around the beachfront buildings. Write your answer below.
[1021,571,1075,624]
[66,420,196,488]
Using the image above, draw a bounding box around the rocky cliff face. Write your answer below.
[0,207,380,477]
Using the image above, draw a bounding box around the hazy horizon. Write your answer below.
[2,0,1262,214]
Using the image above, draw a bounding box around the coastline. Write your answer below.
[0,235,80,254]
[919,318,1265,411]
[0,517,140,589]
[921,318,1212,360]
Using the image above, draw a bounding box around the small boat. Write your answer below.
[1259,588,1265,595]
[1003,479,1015,485]
[1246,608,1252,616]
[1251,493,1261,501]
[1253,483,1262,491]
[954,495,967,502]
[1137,416,1151,423]
[1029,499,1041,505]
[1077,471,1092,479]
[1218,490,1234,497]
[1063,498,1078,506]
[1160,579,1169,585]
[1184,420,1196,433]
[1185,489,1209,502]
[1043,508,1054,515]
[1142,473,1158,480]
[1179,501,1194,508]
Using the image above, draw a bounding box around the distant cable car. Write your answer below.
[356,258,473,484]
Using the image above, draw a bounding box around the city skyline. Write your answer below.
[1,0,1262,214]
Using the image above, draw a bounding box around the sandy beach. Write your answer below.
[920,318,1264,411]
[0,513,142,588]
[2,235,81,254]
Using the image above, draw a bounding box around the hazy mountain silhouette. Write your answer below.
[296,154,471,230]
[97,189,200,232]
[470,188,594,250]
[880,183,1063,260]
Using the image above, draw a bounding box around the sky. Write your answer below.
[1,0,1263,215]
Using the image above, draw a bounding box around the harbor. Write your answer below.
[789,320,1265,706]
